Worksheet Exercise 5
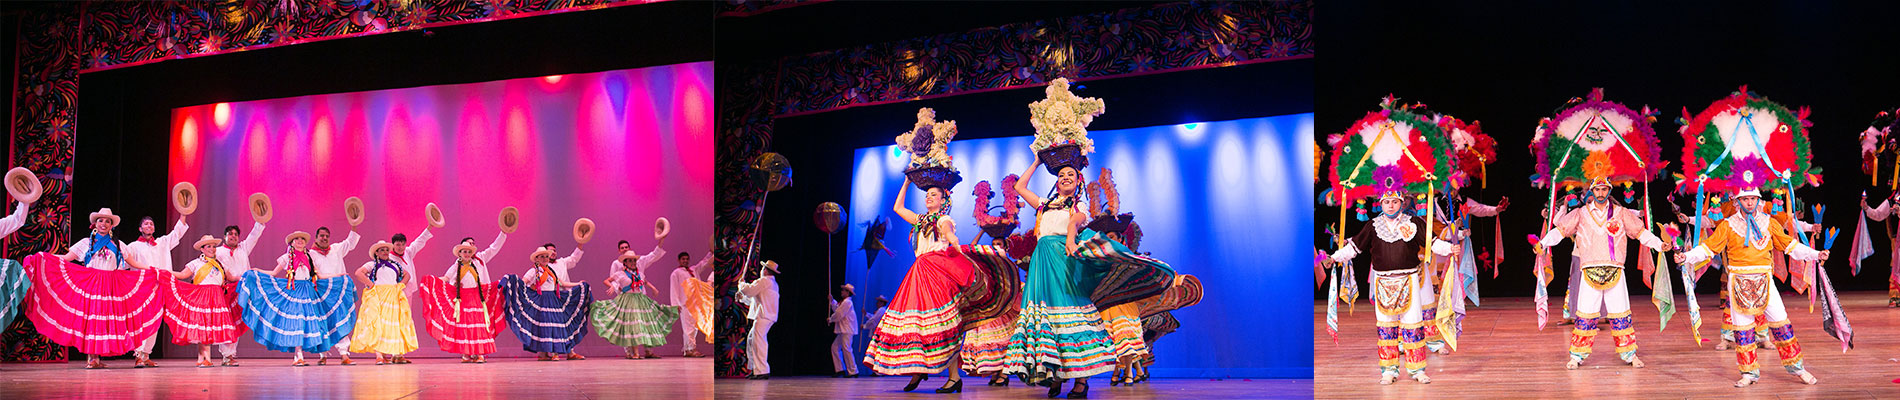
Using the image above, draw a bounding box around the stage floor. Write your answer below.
[1,356,712,399]
[1314,290,1900,398]
[713,376,1311,399]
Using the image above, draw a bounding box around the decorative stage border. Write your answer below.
[711,0,1313,377]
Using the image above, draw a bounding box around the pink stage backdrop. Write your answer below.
[162,62,713,359]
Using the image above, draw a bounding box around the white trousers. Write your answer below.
[679,309,699,353]
[747,318,775,375]
[218,342,238,358]
[135,332,157,356]
[325,337,353,356]
[1573,267,1632,319]
[831,332,858,374]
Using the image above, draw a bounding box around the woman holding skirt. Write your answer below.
[419,238,508,363]
[0,196,30,337]
[592,249,679,359]
[1003,155,1117,398]
[502,246,592,360]
[239,231,358,366]
[349,241,420,364]
[164,235,247,367]
[29,208,168,369]
[864,175,978,393]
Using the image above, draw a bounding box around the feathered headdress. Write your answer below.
[1675,86,1817,195]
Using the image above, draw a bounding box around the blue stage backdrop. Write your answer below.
[844,114,1315,379]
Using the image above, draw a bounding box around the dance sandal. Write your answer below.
[567,353,586,361]
[1066,381,1089,398]
[1795,371,1818,385]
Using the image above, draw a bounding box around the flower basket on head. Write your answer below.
[1029,78,1104,175]
[896,108,961,192]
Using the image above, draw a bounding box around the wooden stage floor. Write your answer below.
[1,356,711,399]
[1314,290,1900,399]
[714,376,1312,399]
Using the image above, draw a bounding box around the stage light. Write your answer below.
[1183,123,1199,130]
[1176,121,1207,143]
[214,102,232,128]
[544,75,564,84]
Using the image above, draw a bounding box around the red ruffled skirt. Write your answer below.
[418,276,506,355]
[22,253,167,355]
[161,280,246,345]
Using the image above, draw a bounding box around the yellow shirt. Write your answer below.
[1683,213,1819,271]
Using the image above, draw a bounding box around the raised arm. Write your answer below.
[157,218,190,251]
[336,230,363,255]
[239,222,266,256]
[0,201,27,238]
[409,228,436,259]
[693,252,714,281]
[1015,158,1046,209]
[893,180,920,226]
[477,231,505,262]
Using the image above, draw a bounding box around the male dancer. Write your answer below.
[122,216,189,367]
[828,284,859,378]
[739,260,781,379]
[213,222,265,366]
[311,226,362,365]
[1676,188,1827,387]
[1533,178,1669,369]
[1328,190,1457,384]
[671,251,713,357]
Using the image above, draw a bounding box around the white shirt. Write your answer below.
[361,259,414,286]
[913,216,954,255]
[387,228,436,284]
[829,297,857,335]
[0,202,27,238]
[670,252,714,306]
[68,236,130,271]
[310,231,361,278]
[441,231,503,287]
[610,246,666,296]
[862,306,887,331]
[1038,209,1073,237]
[738,275,779,321]
[182,255,232,285]
[123,219,190,273]
[526,248,581,291]
[214,222,266,275]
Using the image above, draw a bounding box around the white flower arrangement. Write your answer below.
[894,107,958,170]
[1028,77,1104,154]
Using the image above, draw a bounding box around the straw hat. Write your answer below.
[616,250,640,264]
[5,167,41,204]
[285,231,311,245]
[249,193,273,224]
[87,208,121,227]
[760,260,781,274]
[171,182,198,216]
[573,218,596,244]
[452,243,478,256]
[529,248,557,262]
[344,197,366,227]
[367,241,396,256]
[654,217,670,240]
[425,202,446,228]
[498,206,520,234]
[193,235,222,249]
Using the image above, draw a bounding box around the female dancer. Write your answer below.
[1003,157,1116,398]
[349,241,420,365]
[239,231,358,366]
[864,176,976,393]
[593,241,680,359]
[165,235,246,367]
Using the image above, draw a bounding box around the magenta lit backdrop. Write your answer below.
[162,62,714,359]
